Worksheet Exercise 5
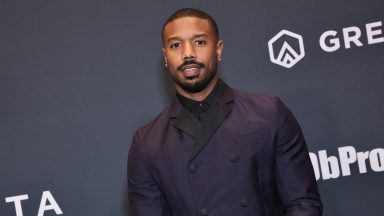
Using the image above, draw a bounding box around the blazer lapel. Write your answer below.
[189,101,232,160]
[172,106,201,139]
[168,79,235,161]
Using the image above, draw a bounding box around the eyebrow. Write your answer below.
[167,34,208,42]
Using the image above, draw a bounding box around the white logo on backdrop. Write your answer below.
[5,191,63,216]
[319,21,384,52]
[268,30,305,68]
[309,146,384,181]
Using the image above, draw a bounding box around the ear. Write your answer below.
[162,48,168,65]
[216,40,224,60]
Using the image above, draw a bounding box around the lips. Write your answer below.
[179,64,201,78]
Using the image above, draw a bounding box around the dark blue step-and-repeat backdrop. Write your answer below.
[1,0,383,215]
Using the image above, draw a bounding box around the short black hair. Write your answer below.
[161,8,220,40]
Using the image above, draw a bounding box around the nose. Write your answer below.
[182,43,195,60]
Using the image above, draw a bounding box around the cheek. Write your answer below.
[200,48,217,60]
[169,60,181,69]
[204,53,218,65]
[166,53,181,66]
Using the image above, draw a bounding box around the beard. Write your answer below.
[170,60,218,94]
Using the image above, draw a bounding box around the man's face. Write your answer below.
[162,17,223,95]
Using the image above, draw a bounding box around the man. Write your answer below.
[128,8,323,216]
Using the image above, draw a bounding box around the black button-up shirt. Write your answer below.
[176,82,219,122]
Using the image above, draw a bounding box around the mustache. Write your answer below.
[177,60,205,71]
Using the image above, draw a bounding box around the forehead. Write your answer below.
[163,17,213,40]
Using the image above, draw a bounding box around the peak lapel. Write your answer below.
[189,101,232,160]
[171,107,201,139]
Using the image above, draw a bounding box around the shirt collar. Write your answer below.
[176,81,219,116]
[169,79,234,119]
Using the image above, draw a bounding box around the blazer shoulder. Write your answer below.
[232,88,280,110]
[231,88,294,127]
[134,104,172,140]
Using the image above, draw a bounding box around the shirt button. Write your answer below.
[200,208,209,216]
[189,164,198,173]
[229,153,239,163]
[240,199,249,207]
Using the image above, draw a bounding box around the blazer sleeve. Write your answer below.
[273,97,323,216]
[127,130,171,216]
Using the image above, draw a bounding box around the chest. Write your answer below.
[145,111,275,185]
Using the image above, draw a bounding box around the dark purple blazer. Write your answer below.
[128,80,323,216]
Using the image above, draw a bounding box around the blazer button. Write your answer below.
[240,199,249,208]
[199,208,209,216]
[189,164,198,173]
[229,153,239,163]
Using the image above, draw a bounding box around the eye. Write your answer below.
[194,40,206,46]
[170,42,181,49]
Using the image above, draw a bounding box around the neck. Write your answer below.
[176,76,218,101]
